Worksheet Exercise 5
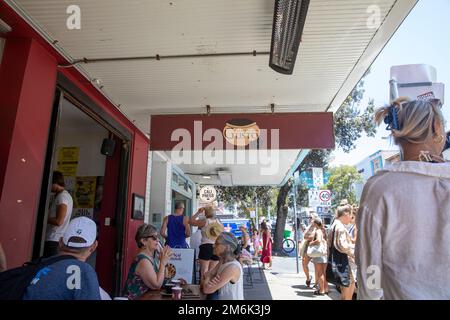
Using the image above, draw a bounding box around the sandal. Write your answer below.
[305,276,312,287]
[313,290,325,296]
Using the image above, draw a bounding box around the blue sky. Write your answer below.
[330,0,450,167]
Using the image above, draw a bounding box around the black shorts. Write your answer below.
[198,244,219,261]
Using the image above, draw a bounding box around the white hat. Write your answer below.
[63,217,97,248]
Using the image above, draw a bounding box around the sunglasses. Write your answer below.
[145,235,158,241]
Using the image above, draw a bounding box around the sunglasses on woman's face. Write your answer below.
[145,235,158,241]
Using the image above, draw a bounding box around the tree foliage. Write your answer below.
[215,186,275,218]
[326,166,363,207]
[334,80,376,152]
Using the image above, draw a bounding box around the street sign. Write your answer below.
[319,190,331,206]
[199,186,217,203]
[312,167,324,189]
[309,189,331,207]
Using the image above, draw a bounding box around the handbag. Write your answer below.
[326,226,351,287]
[307,242,326,258]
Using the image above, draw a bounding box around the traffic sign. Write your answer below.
[309,189,331,207]
[319,190,331,205]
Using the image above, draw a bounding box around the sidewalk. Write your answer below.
[244,256,340,300]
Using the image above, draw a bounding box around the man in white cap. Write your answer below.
[23,217,101,300]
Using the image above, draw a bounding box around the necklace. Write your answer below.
[405,151,445,163]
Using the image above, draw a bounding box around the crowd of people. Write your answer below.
[298,204,357,299]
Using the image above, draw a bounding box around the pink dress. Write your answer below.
[253,235,260,250]
[260,231,272,263]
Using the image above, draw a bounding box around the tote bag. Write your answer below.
[326,226,351,287]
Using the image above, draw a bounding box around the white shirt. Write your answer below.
[356,161,450,300]
[45,190,74,242]
[200,218,221,245]
[218,260,244,300]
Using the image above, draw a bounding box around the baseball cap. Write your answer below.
[63,217,97,248]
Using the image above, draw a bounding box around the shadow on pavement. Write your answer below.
[243,265,273,300]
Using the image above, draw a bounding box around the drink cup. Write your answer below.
[172,286,182,300]
[164,283,175,294]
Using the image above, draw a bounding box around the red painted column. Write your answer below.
[122,132,149,288]
[0,38,57,268]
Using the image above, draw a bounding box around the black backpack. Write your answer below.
[0,255,76,300]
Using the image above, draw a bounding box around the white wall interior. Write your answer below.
[55,99,109,177]
[149,151,172,231]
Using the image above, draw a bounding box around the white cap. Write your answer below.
[63,217,97,248]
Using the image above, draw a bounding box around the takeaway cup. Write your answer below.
[172,286,182,300]
[171,279,181,285]
[164,283,175,294]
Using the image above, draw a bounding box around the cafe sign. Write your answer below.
[199,186,217,203]
[223,118,260,147]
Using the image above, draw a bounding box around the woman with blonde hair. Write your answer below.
[190,206,224,277]
[356,97,450,300]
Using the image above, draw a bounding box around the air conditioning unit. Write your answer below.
[218,171,233,187]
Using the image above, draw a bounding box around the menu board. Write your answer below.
[166,248,195,284]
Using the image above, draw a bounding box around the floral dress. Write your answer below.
[123,253,159,300]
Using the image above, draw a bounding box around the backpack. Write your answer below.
[0,255,76,300]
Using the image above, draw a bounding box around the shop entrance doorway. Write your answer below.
[33,89,129,296]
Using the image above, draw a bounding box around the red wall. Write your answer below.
[122,132,149,287]
[0,38,57,268]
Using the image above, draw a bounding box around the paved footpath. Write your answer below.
[244,256,340,300]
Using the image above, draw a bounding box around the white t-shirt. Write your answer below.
[45,190,74,242]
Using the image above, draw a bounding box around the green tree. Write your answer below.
[326,166,363,207]
[215,186,275,220]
